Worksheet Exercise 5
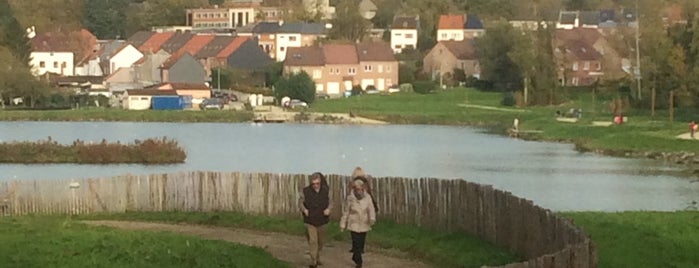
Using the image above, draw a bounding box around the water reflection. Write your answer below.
[0,121,696,212]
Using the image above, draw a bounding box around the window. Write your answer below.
[53,61,58,68]
[313,69,322,79]
[140,97,148,101]
[280,47,285,51]
[405,33,413,38]
[395,33,402,36]
[61,62,67,68]
[131,97,138,101]
[39,61,45,68]
[289,36,297,41]
[571,77,579,86]
[378,65,383,73]
[572,62,578,71]
[596,62,601,70]
[348,68,356,75]
[386,65,391,72]
[364,65,372,72]
[441,33,447,39]
[583,61,590,71]
[196,14,201,18]
[394,45,401,49]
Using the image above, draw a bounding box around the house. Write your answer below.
[123,89,178,110]
[554,31,604,87]
[195,35,239,73]
[109,44,144,76]
[138,32,175,54]
[128,31,156,48]
[275,22,327,61]
[555,28,625,84]
[174,34,216,56]
[159,32,195,54]
[160,52,207,84]
[243,22,281,59]
[423,40,480,81]
[390,16,419,53]
[134,49,171,84]
[95,40,127,75]
[556,11,579,29]
[436,14,484,42]
[222,38,272,70]
[105,66,141,93]
[284,42,398,97]
[28,29,98,76]
[155,82,211,104]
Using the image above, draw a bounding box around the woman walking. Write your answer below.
[340,178,376,268]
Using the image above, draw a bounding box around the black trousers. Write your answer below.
[351,231,367,265]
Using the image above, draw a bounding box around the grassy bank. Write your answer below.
[0,108,253,122]
[562,211,699,268]
[79,211,520,268]
[0,137,185,164]
[310,88,699,155]
[0,216,290,268]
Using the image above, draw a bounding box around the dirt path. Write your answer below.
[676,132,698,140]
[84,221,430,268]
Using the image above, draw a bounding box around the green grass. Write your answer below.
[78,211,521,268]
[0,108,253,122]
[310,88,699,154]
[0,216,290,268]
[561,211,699,268]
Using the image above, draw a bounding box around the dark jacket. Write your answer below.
[300,185,330,226]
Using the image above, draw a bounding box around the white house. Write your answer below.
[29,52,74,76]
[74,56,104,76]
[108,44,144,75]
[275,22,327,61]
[437,14,465,41]
[390,16,419,53]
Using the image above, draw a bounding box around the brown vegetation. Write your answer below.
[0,137,185,164]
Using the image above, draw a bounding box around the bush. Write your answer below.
[412,81,437,94]
[501,91,516,106]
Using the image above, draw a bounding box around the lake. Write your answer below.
[0,121,696,212]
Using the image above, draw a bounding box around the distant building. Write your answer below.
[423,40,480,80]
[436,14,484,42]
[390,16,419,54]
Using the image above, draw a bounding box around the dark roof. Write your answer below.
[439,40,477,60]
[464,14,484,30]
[99,40,126,61]
[579,11,600,25]
[278,22,326,34]
[600,10,615,22]
[392,16,419,29]
[355,42,395,62]
[195,36,237,58]
[160,32,194,54]
[50,75,104,85]
[126,89,178,96]
[559,11,577,25]
[226,39,273,70]
[253,22,281,33]
[128,31,155,48]
[563,40,602,61]
[285,46,325,66]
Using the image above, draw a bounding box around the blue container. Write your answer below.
[151,96,184,110]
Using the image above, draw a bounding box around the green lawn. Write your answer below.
[310,88,699,154]
[79,211,521,268]
[562,211,699,268]
[0,216,290,268]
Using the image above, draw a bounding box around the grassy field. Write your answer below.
[0,216,290,268]
[0,108,253,122]
[310,88,699,154]
[562,211,699,268]
[79,211,521,268]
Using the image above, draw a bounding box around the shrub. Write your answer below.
[501,91,516,106]
[412,80,437,94]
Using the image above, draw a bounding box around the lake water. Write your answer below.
[0,121,696,212]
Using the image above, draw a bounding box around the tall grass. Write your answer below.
[0,137,186,164]
[0,216,290,268]
[561,211,699,268]
[0,109,253,122]
[79,211,521,268]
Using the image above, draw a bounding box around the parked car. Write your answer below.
[365,88,380,95]
[288,99,308,109]
[212,91,237,103]
[199,98,224,110]
[316,93,330,100]
[388,85,400,93]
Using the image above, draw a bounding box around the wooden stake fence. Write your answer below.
[0,171,596,268]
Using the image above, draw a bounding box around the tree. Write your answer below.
[274,71,316,104]
[475,20,523,92]
[83,0,131,39]
[0,0,30,64]
[0,47,47,108]
[329,0,370,41]
[208,0,224,5]
[9,0,83,33]
[125,0,208,36]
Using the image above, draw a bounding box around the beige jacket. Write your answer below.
[340,193,376,233]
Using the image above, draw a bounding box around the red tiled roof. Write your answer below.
[284,46,325,66]
[138,32,175,53]
[175,34,215,56]
[356,42,395,62]
[438,14,465,30]
[323,44,358,64]
[216,36,251,58]
[30,29,98,59]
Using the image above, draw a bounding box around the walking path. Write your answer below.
[676,132,699,140]
[84,221,429,268]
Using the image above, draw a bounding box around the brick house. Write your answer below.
[423,40,480,80]
[284,42,398,97]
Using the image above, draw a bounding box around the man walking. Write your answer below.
[299,172,332,268]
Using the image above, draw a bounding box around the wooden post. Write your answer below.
[651,85,656,117]
[670,90,674,126]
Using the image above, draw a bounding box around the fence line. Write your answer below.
[0,171,596,268]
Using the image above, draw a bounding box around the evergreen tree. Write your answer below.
[83,0,131,39]
[0,0,30,64]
